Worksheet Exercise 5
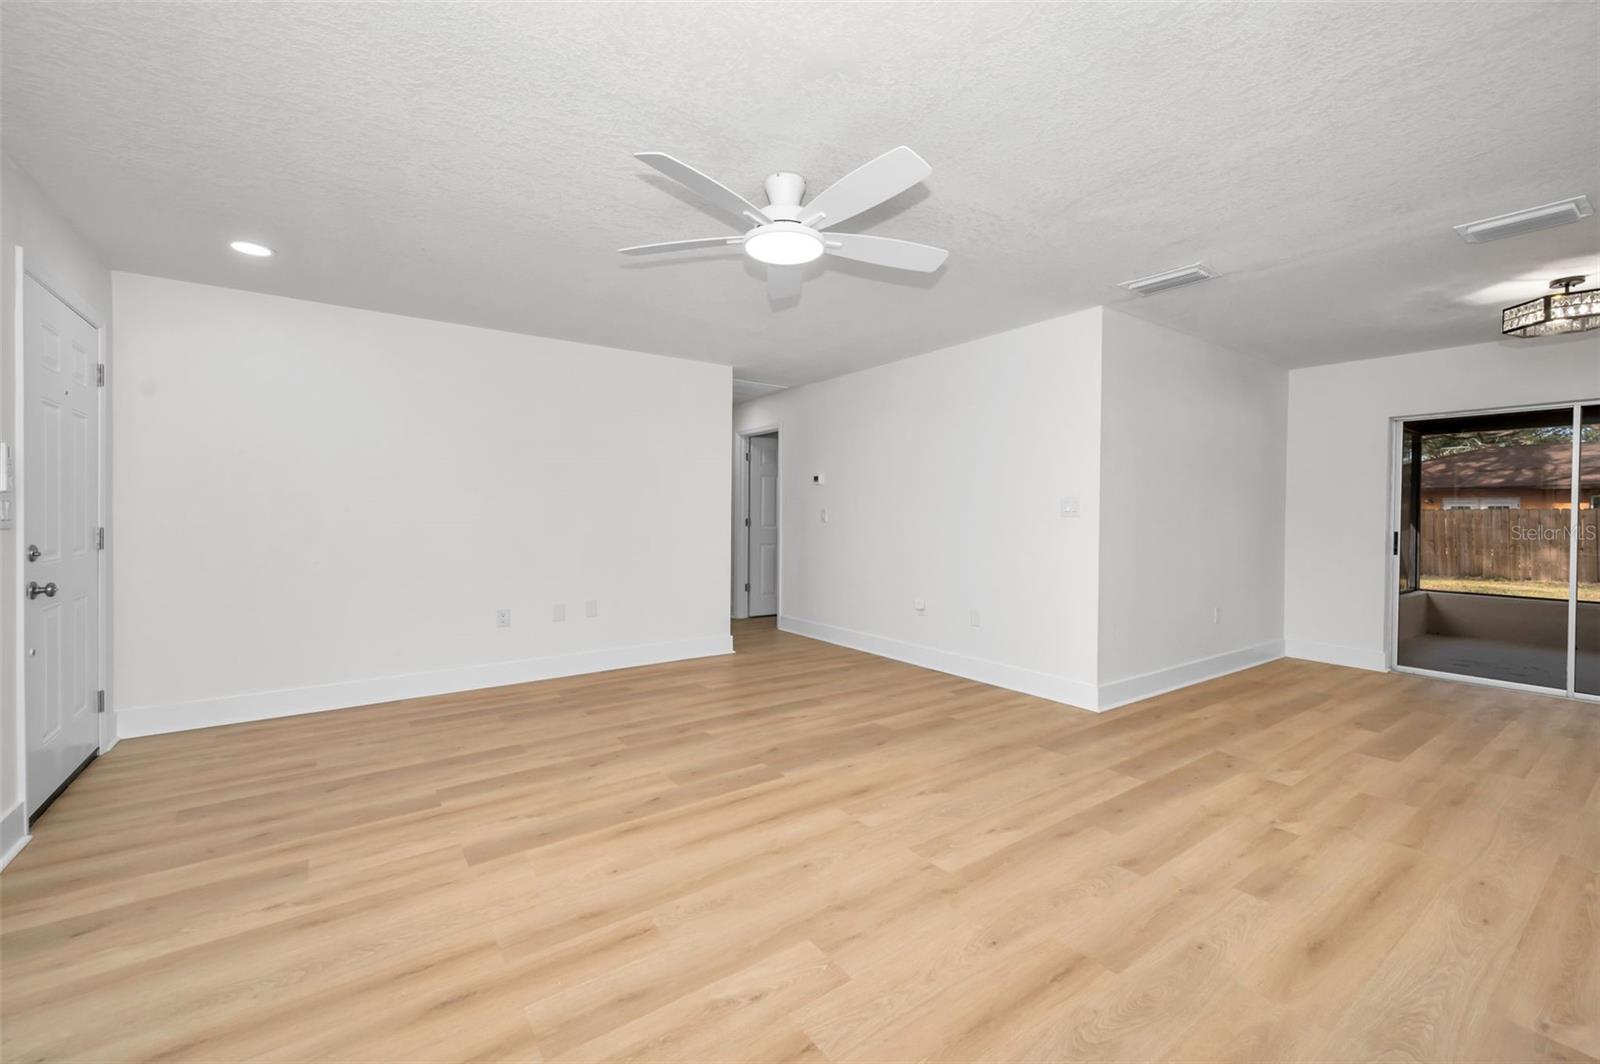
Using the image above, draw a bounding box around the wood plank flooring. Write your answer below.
[3,618,1597,1062]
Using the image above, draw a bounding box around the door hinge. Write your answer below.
[744,450,750,461]
[1393,531,1399,556]
[96,364,106,387]
[96,690,106,714]
[744,582,750,592]
[744,517,750,527]
[96,526,105,550]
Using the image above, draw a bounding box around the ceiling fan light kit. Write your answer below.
[620,146,948,295]
[744,223,825,266]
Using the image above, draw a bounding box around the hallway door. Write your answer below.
[748,434,779,617]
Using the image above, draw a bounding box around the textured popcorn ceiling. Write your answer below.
[3,2,1597,384]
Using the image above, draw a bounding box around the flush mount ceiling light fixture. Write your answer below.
[1502,275,1600,338]
[1454,196,1593,243]
[229,240,273,257]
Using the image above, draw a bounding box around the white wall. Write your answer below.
[1097,311,1288,707]
[734,310,1104,708]
[0,155,114,864]
[112,274,731,736]
[1284,336,1600,670]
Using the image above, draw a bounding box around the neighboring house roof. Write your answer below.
[1421,442,1600,490]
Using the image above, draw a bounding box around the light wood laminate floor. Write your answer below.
[3,619,1597,1062]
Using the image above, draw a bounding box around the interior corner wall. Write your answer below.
[111,273,732,737]
[732,309,1104,709]
[0,155,113,863]
[1284,336,1600,671]
[1096,310,1288,708]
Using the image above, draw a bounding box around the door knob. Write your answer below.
[26,581,56,599]
[26,544,41,562]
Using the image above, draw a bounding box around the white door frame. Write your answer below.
[1384,397,1600,704]
[11,246,115,830]
[733,423,779,620]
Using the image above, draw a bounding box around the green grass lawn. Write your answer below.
[1420,576,1600,602]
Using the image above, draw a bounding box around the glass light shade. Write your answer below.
[1503,280,1600,338]
[744,228,824,266]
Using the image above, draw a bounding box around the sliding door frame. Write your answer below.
[1386,397,1600,703]
[1569,404,1582,696]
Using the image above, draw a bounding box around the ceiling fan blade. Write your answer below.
[802,146,931,231]
[618,237,741,255]
[635,152,771,227]
[766,265,802,302]
[824,233,948,273]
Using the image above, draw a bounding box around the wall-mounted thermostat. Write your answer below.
[812,473,825,485]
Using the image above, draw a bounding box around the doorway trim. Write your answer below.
[1384,396,1600,703]
[10,245,114,845]
[733,422,779,620]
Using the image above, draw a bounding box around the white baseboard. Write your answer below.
[778,615,1099,711]
[0,801,29,873]
[1283,638,1388,672]
[1096,640,1285,712]
[117,634,735,739]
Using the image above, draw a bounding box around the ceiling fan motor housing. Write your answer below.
[763,172,807,221]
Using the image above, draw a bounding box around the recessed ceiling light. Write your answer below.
[229,240,273,257]
[1117,262,1218,295]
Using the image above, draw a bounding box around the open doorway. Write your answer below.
[743,433,779,617]
[1392,403,1599,696]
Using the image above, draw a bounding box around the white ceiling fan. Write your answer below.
[620,146,948,298]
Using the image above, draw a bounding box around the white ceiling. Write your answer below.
[3,2,1597,386]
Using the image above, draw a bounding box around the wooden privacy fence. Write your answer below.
[1421,508,1600,583]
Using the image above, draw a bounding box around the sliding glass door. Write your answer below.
[1395,402,1596,698]
[1578,405,1599,697]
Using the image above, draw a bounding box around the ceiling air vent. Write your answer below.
[1117,262,1218,296]
[1453,195,1592,244]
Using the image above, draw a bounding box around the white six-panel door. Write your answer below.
[23,275,101,815]
[748,434,779,617]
